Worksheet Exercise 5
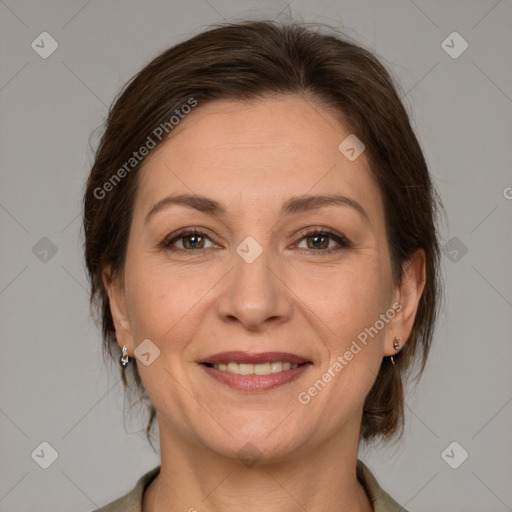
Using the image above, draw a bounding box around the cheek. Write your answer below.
[304,258,389,325]
[124,256,217,350]
[306,272,390,413]
[305,259,392,368]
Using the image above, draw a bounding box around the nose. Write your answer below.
[216,240,293,331]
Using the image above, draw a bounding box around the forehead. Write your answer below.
[146,95,351,165]
[135,95,383,222]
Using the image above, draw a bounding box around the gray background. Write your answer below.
[1,1,511,511]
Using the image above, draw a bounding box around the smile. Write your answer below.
[199,351,312,392]
[208,361,299,375]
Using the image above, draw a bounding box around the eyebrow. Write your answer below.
[145,193,370,224]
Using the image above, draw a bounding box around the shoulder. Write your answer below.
[89,466,161,512]
[356,460,410,512]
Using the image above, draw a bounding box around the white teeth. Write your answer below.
[212,362,300,375]
[227,362,238,373]
[271,361,282,373]
[238,363,253,375]
[254,362,271,375]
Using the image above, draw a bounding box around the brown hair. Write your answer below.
[83,20,443,448]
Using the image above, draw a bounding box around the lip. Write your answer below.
[199,351,312,392]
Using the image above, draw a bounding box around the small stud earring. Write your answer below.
[390,336,402,366]
[121,345,130,367]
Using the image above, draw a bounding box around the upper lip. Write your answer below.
[200,351,311,365]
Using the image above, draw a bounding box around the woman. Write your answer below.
[84,19,442,512]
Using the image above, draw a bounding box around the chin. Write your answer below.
[193,414,312,465]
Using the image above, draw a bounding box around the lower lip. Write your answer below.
[200,363,311,392]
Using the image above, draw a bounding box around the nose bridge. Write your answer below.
[234,234,275,288]
[216,233,292,329]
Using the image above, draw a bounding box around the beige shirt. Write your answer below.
[92,460,408,512]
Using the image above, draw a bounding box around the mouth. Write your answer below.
[199,351,312,392]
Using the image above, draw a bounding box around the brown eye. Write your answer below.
[163,230,215,252]
[295,228,351,253]
[180,233,205,249]
[305,233,330,249]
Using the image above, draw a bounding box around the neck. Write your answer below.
[143,419,372,512]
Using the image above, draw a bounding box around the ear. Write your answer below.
[384,249,427,356]
[102,266,134,355]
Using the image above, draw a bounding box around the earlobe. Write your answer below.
[390,336,402,365]
[102,267,134,351]
[385,249,427,356]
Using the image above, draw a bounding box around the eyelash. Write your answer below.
[161,227,352,255]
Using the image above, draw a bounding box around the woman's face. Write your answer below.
[106,95,422,461]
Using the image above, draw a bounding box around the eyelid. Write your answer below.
[162,226,352,253]
[162,227,219,249]
[292,226,352,250]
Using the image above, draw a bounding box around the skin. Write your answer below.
[103,94,426,512]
